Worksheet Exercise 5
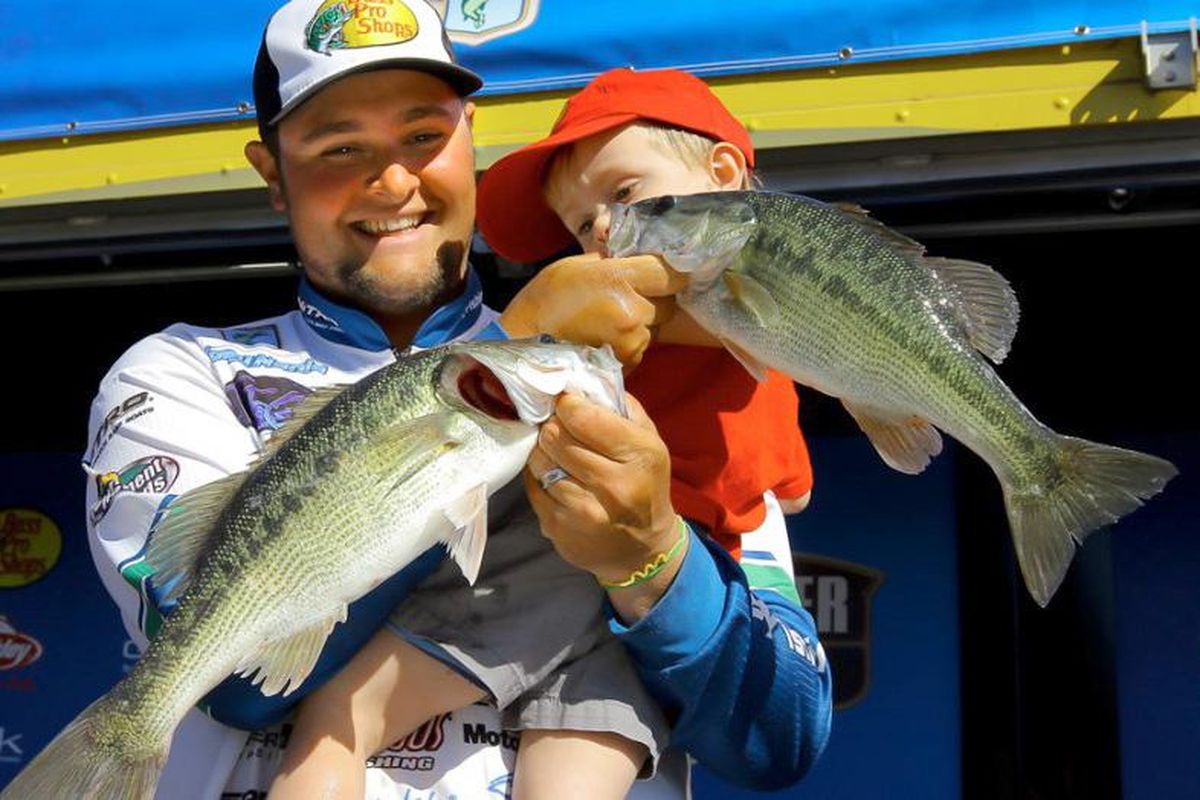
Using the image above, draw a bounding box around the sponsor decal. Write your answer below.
[0,616,43,670]
[224,371,312,433]
[0,509,62,588]
[222,325,281,348]
[750,594,826,672]
[241,723,293,760]
[90,455,180,524]
[385,713,449,754]
[88,391,154,463]
[305,0,419,55]
[204,347,329,375]
[431,0,540,45]
[298,296,341,331]
[793,553,884,709]
[0,726,23,764]
[462,722,519,751]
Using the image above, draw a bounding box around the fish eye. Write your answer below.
[647,195,676,216]
[537,333,557,344]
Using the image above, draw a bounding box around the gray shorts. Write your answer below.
[386,479,669,762]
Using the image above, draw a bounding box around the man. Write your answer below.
[83,1,832,796]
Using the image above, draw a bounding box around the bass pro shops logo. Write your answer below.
[306,0,420,54]
[0,616,43,671]
[793,554,884,709]
[0,509,62,588]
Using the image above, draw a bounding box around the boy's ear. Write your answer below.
[709,141,749,190]
[245,141,287,212]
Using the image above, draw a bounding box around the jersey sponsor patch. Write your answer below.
[204,347,329,375]
[224,371,312,433]
[87,391,155,464]
[90,455,180,524]
[222,325,282,348]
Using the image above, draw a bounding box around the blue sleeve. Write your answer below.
[609,531,833,790]
[150,545,445,730]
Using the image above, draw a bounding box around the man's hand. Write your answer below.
[524,393,686,622]
[500,254,687,368]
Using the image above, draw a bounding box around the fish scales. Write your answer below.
[608,190,1175,608]
[2,338,627,800]
[722,193,1036,473]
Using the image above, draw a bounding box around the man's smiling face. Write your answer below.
[257,69,477,323]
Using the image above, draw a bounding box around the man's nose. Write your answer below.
[373,161,419,200]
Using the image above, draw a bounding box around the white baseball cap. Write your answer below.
[253,0,482,136]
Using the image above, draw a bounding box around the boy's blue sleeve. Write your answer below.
[609,531,833,790]
[151,546,445,730]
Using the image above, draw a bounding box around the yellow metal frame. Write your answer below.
[1,35,1194,207]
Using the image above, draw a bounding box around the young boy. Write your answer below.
[477,66,815,557]
[270,67,816,799]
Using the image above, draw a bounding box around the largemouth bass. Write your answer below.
[608,191,1177,607]
[2,337,625,800]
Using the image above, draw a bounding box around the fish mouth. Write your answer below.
[606,203,638,257]
[455,360,520,421]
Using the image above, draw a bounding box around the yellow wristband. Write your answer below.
[599,516,689,590]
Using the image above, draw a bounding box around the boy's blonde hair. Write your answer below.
[545,122,758,194]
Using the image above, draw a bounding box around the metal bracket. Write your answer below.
[1141,19,1198,90]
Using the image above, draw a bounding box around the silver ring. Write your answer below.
[539,466,570,491]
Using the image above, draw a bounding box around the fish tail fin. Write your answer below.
[0,699,167,800]
[1003,435,1177,607]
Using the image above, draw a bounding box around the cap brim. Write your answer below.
[477,112,640,264]
[270,59,483,126]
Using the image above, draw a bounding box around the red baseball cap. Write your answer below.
[476,67,755,264]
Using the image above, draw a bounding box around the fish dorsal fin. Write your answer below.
[923,257,1021,364]
[234,607,349,697]
[841,398,943,474]
[832,202,926,256]
[373,412,467,496]
[718,336,770,383]
[261,384,352,457]
[145,470,251,604]
[443,482,489,585]
[723,272,780,326]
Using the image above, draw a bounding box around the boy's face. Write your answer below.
[247,69,477,320]
[544,123,743,255]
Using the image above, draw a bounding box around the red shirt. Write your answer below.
[626,344,813,559]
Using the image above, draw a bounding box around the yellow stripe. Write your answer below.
[1,35,1193,206]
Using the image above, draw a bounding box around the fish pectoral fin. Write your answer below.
[924,257,1021,364]
[443,483,489,585]
[372,412,466,497]
[262,384,353,457]
[718,336,770,382]
[841,399,944,475]
[723,272,780,326]
[145,470,251,604]
[235,610,347,697]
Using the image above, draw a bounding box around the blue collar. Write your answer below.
[297,269,485,352]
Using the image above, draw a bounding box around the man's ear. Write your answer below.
[245,141,287,212]
[709,141,749,190]
[464,100,476,129]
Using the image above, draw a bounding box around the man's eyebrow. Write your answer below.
[298,105,456,144]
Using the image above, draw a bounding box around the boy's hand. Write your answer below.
[524,393,686,623]
[500,253,687,368]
